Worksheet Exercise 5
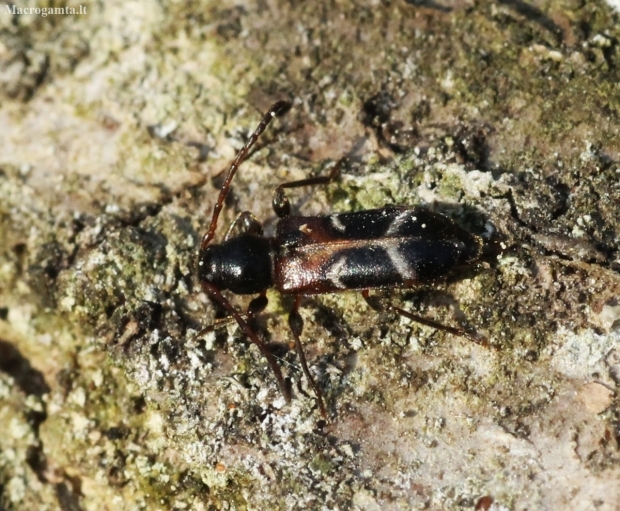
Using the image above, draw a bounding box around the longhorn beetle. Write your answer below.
[198,101,487,418]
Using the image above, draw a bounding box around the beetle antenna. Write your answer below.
[201,282,291,402]
[201,101,291,250]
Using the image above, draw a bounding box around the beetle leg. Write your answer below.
[272,158,343,218]
[247,291,268,317]
[288,295,328,418]
[195,315,238,337]
[224,211,264,241]
[361,290,490,347]
[197,291,268,338]
[202,283,291,402]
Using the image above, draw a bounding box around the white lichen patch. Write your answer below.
[71,412,93,440]
[68,386,87,408]
[594,303,620,333]
[549,327,619,387]
[9,416,34,442]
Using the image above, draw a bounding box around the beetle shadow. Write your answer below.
[403,0,452,13]
[426,200,490,233]
[399,288,475,329]
[0,339,50,400]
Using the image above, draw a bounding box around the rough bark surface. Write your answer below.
[1,1,620,510]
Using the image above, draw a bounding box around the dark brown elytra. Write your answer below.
[198,101,488,418]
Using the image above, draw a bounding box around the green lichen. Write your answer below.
[2,0,620,509]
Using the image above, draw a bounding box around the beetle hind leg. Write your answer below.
[361,290,489,347]
[288,296,328,418]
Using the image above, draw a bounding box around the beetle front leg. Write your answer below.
[362,290,490,347]
[288,296,328,418]
[202,283,291,402]
[247,292,268,318]
[196,292,268,338]
[223,211,264,241]
[272,159,343,218]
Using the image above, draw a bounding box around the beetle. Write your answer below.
[198,100,487,417]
